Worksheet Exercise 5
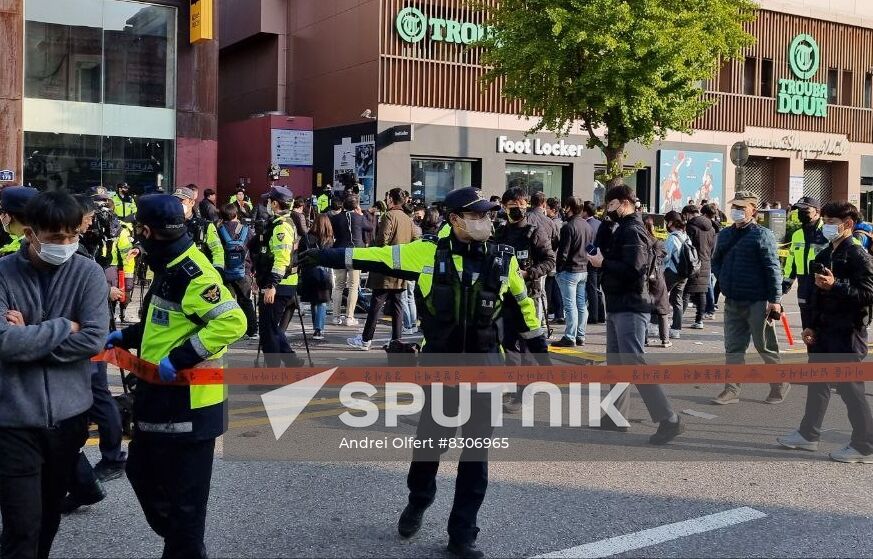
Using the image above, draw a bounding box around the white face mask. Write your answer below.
[456,216,492,242]
[33,236,79,266]
[730,208,748,224]
[822,223,842,242]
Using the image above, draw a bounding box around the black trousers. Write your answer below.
[126,437,216,559]
[362,288,403,342]
[258,289,298,367]
[798,303,813,330]
[683,291,706,323]
[665,269,687,330]
[586,268,605,324]
[226,277,257,336]
[0,413,88,559]
[800,328,873,455]
[545,275,563,319]
[407,387,494,544]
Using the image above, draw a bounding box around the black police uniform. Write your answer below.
[307,188,548,556]
[799,236,873,454]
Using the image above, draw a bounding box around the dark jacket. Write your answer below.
[556,214,593,273]
[494,218,556,290]
[330,210,374,249]
[290,211,309,245]
[368,208,415,290]
[649,238,671,315]
[810,238,873,332]
[712,223,782,303]
[685,215,716,293]
[527,207,559,251]
[199,198,220,224]
[601,213,653,314]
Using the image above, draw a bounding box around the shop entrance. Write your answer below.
[505,163,569,201]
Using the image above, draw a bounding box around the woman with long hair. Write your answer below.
[299,213,334,340]
[644,216,672,348]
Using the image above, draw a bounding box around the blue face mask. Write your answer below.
[822,223,842,242]
[33,236,79,266]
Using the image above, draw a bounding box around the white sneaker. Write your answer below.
[344,317,359,327]
[346,336,371,351]
[829,445,873,464]
[402,326,419,336]
[777,429,819,451]
[332,316,346,326]
[669,329,681,339]
[689,322,704,330]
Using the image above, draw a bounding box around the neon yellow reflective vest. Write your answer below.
[0,236,22,257]
[111,193,137,219]
[122,242,246,439]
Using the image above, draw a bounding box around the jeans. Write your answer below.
[606,312,674,423]
[556,271,588,340]
[310,303,326,331]
[0,414,88,559]
[722,299,784,393]
[664,269,687,330]
[705,273,716,314]
[401,280,417,329]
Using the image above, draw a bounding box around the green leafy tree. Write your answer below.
[479,0,757,186]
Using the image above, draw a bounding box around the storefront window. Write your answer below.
[24,0,176,109]
[505,163,564,200]
[24,132,173,194]
[411,159,475,203]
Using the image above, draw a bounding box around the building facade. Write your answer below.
[219,0,873,213]
[0,0,219,193]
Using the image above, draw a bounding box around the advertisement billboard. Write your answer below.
[658,149,725,213]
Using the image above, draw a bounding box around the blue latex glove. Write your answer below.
[158,357,178,382]
[106,330,123,349]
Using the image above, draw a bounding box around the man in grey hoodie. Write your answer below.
[0,190,109,559]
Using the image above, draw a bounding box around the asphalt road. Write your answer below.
[46,291,873,557]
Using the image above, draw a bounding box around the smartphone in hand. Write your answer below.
[586,244,598,256]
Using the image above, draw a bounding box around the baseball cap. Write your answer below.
[728,190,759,209]
[792,196,820,210]
[444,187,499,214]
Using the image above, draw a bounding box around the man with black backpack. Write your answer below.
[588,185,685,445]
[217,203,257,338]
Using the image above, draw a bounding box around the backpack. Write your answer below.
[674,234,701,279]
[218,223,249,281]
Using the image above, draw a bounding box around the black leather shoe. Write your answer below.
[60,485,106,514]
[397,503,426,538]
[94,459,126,482]
[649,416,686,445]
[447,539,485,559]
[575,337,585,347]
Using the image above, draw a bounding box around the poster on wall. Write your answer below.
[657,149,725,213]
[334,137,375,207]
[271,129,313,168]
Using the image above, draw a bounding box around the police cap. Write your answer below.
[793,196,821,211]
[0,186,38,214]
[444,187,499,215]
[173,186,196,201]
[266,186,294,203]
[136,195,187,235]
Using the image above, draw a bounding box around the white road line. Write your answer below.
[532,506,767,559]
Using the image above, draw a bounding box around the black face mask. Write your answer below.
[140,233,192,273]
[607,210,621,221]
[798,211,814,225]
[508,207,525,223]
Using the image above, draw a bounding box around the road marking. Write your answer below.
[532,506,767,558]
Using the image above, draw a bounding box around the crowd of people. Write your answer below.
[0,178,872,559]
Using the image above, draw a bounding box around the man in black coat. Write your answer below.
[683,204,716,328]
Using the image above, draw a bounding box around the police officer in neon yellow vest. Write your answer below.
[300,187,549,559]
[107,194,246,558]
[782,196,828,328]
[0,187,38,257]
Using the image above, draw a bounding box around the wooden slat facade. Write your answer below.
[379,3,873,142]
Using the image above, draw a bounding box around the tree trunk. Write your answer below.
[603,145,626,188]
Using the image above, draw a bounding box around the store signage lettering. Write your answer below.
[396,7,489,45]
[777,34,827,117]
[497,136,586,158]
[0,170,14,182]
[744,135,848,158]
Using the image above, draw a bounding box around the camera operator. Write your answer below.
[81,191,131,330]
[778,202,873,464]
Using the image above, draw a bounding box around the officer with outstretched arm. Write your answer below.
[300,187,549,559]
